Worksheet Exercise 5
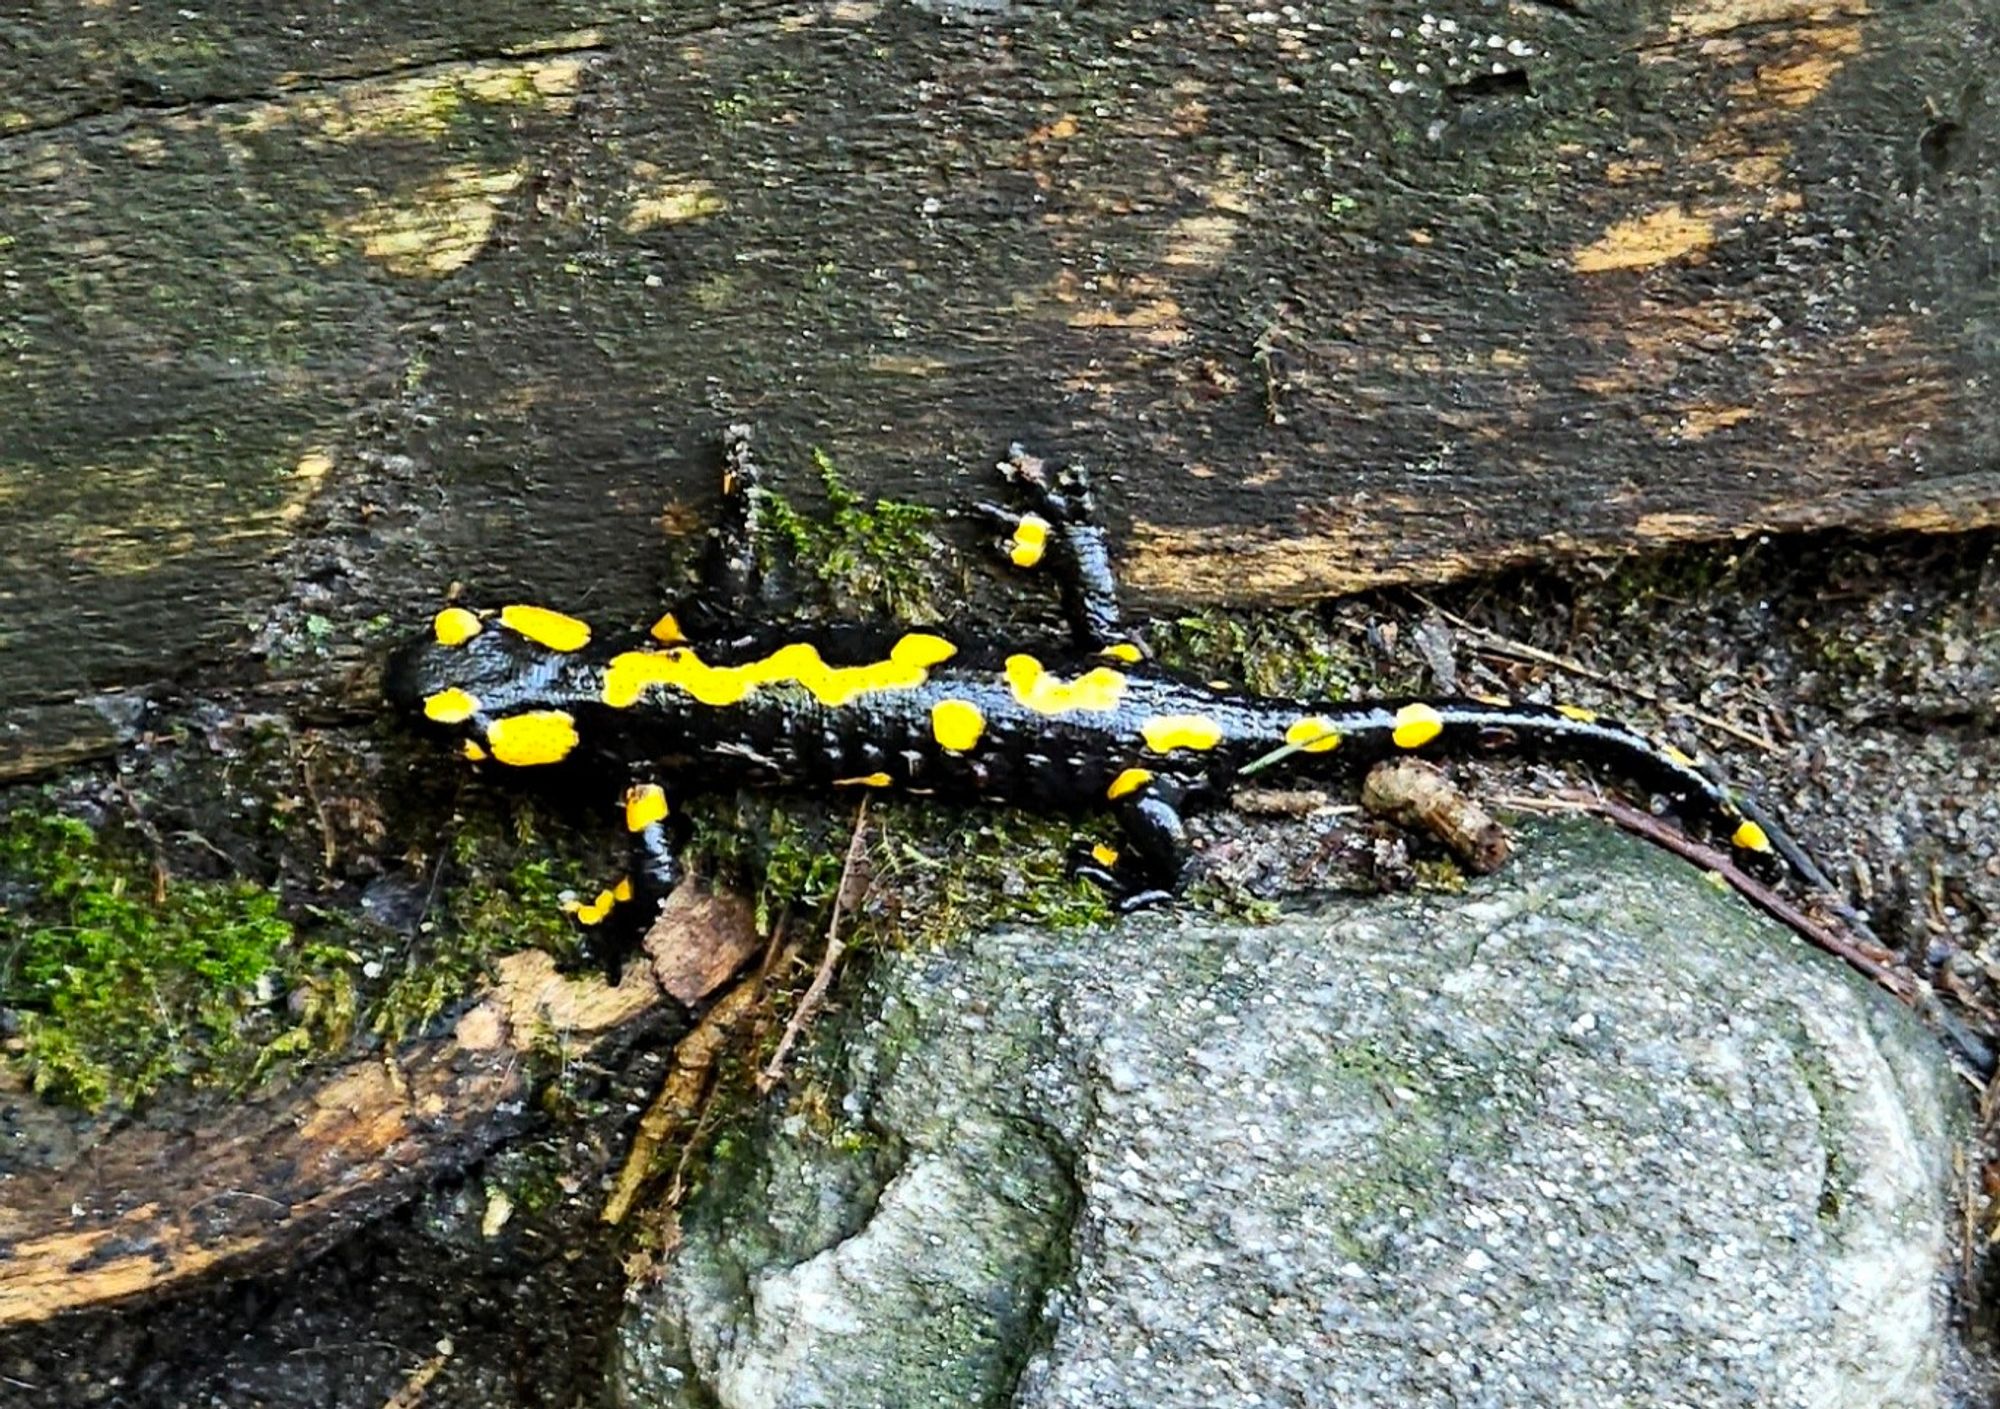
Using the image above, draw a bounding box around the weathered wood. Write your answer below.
[3,1,1994,724]
[0,949,664,1327]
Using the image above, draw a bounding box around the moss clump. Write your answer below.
[757,447,941,620]
[370,800,594,1041]
[0,810,316,1109]
[1149,607,1376,701]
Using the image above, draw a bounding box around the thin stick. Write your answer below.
[757,803,872,1092]
[1409,593,1779,752]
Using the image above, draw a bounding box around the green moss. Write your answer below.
[755,448,943,620]
[1150,607,1377,701]
[0,809,345,1110]
[370,800,593,1040]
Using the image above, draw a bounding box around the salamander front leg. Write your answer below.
[976,443,1140,658]
[1074,769,1190,911]
[563,782,685,974]
[658,424,796,643]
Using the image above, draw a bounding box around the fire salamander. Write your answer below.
[386,430,1785,931]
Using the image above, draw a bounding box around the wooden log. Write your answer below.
[0,948,665,1327]
[0,0,1991,727]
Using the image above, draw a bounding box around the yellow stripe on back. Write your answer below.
[603,632,957,709]
[1141,715,1223,753]
[1004,655,1127,714]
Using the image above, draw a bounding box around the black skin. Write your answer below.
[385,428,1789,936]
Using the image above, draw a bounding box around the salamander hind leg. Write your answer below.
[563,780,686,978]
[975,443,1138,657]
[1074,770,1191,911]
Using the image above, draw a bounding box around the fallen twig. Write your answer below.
[757,803,873,1093]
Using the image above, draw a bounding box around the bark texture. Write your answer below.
[1,0,1994,725]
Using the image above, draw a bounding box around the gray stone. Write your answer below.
[613,823,1967,1409]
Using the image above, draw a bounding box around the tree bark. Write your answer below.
[1,0,1992,728]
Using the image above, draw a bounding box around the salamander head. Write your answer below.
[386,604,598,766]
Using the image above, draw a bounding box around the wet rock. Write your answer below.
[614,823,1966,1409]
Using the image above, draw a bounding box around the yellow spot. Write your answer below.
[613,877,635,902]
[462,741,487,762]
[1142,715,1224,753]
[486,710,580,767]
[624,783,669,832]
[1662,744,1698,769]
[500,603,592,652]
[650,612,687,645]
[341,163,527,278]
[1392,703,1444,749]
[603,632,957,709]
[1100,642,1144,664]
[424,688,479,724]
[1285,717,1342,753]
[931,699,986,752]
[1004,654,1127,714]
[433,607,483,646]
[1555,703,1599,724]
[1107,768,1154,800]
[1090,843,1121,868]
[1732,820,1772,854]
[836,772,894,788]
[567,888,619,926]
[1010,514,1051,568]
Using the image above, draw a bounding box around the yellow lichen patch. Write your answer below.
[1732,819,1773,853]
[1555,704,1599,724]
[1391,703,1444,750]
[434,607,484,646]
[624,783,670,832]
[1665,0,1842,43]
[1010,514,1051,568]
[1090,843,1121,868]
[236,55,587,140]
[1573,206,1717,273]
[340,164,526,277]
[604,632,957,709]
[1675,405,1756,440]
[1285,717,1342,753]
[500,603,592,652]
[931,699,986,752]
[1141,716,1223,753]
[1107,768,1154,800]
[424,688,480,724]
[277,451,334,524]
[1004,655,1127,715]
[835,772,894,788]
[650,613,687,645]
[622,176,727,233]
[1100,642,1144,664]
[486,710,580,767]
